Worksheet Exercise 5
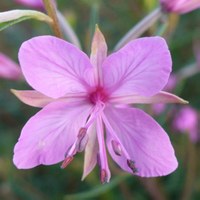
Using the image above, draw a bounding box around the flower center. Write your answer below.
[89,87,108,104]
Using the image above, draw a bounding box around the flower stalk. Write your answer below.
[114,7,163,51]
[42,0,63,38]
[56,11,81,48]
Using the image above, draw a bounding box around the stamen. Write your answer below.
[60,156,74,169]
[64,144,74,157]
[111,140,122,156]
[85,104,105,129]
[78,127,87,138]
[97,153,101,167]
[100,169,108,184]
[96,116,111,183]
[101,113,130,159]
[127,159,138,173]
[76,128,89,152]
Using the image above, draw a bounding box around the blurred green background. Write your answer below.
[0,0,200,199]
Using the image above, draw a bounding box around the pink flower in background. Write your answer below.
[160,0,200,14]
[173,106,199,143]
[0,53,22,81]
[15,0,43,9]
[13,28,186,183]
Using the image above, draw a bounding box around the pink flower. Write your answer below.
[0,53,22,80]
[160,0,200,14]
[15,0,43,9]
[13,28,185,183]
[173,106,199,143]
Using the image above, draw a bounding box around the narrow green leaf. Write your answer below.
[0,10,53,31]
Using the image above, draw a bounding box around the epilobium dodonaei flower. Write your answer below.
[13,27,187,183]
[160,0,200,14]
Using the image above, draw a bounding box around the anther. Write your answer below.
[60,156,74,169]
[127,159,138,173]
[64,144,74,157]
[100,169,108,184]
[111,140,122,156]
[78,127,87,138]
[76,128,88,152]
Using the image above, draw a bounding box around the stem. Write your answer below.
[89,2,100,41]
[181,136,196,200]
[57,11,81,48]
[177,63,199,82]
[139,178,168,200]
[42,0,63,38]
[114,7,163,51]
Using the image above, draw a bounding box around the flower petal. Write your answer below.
[15,0,43,9]
[19,36,94,98]
[161,0,200,14]
[103,106,178,177]
[102,37,172,97]
[0,53,22,80]
[110,91,188,104]
[90,26,107,85]
[13,101,92,169]
[82,123,98,180]
[11,89,54,108]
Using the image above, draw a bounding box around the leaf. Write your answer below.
[0,10,53,31]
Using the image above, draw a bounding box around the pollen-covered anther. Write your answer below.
[76,127,89,152]
[100,169,108,184]
[111,140,122,156]
[127,159,138,173]
[60,156,74,169]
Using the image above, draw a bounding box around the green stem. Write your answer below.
[87,1,100,52]
[114,7,163,51]
[42,0,63,38]
[57,11,81,48]
[139,178,168,200]
[177,63,200,82]
[89,2,100,41]
[181,136,196,200]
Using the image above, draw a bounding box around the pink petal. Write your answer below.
[110,91,188,104]
[103,106,178,177]
[152,104,166,115]
[173,106,199,142]
[90,26,107,85]
[82,123,98,180]
[15,0,43,9]
[11,89,54,108]
[13,101,92,169]
[19,36,95,98]
[102,37,172,97]
[161,0,200,14]
[0,53,22,80]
